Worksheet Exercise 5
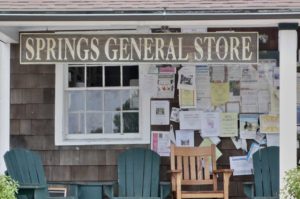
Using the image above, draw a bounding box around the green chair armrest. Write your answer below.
[19,184,47,189]
[160,181,171,199]
[103,181,118,199]
[243,182,255,199]
[254,197,279,199]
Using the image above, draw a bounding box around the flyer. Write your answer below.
[179,89,196,108]
[239,114,259,139]
[151,100,170,125]
[201,112,220,137]
[220,113,238,137]
[210,83,230,106]
[151,131,170,156]
[179,110,202,130]
[260,114,279,134]
[178,66,196,90]
[196,65,210,98]
[157,74,175,98]
[175,130,195,147]
[230,156,253,176]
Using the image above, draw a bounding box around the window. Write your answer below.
[55,64,150,145]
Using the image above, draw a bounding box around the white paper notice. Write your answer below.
[241,65,258,89]
[226,102,240,113]
[175,130,195,147]
[258,90,270,113]
[228,65,241,81]
[220,113,238,137]
[209,137,221,145]
[201,112,220,137]
[178,66,196,90]
[247,143,261,160]
[179,111,202,130]
[151,100,170,125]
[231,138,242,150]
[151,131,170,156]
[157,74,175,98]
[211,65,225,82]
[266,134,279,147]
[196,65,211,98]
[230,156,253,176]
[143,74,158,97]
[197,98,212,111]
[170,107,180,123]
[241,90,258,113]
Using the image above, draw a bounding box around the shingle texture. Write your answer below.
[0,0,300,11]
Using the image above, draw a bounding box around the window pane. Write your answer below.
[121,90,139,110]
[123,112,139,133]
[105,66,120,86]
[86,113,103,134]
[68,67,85,87]
[104,112,120,133]
[68,113,85,134]
[123,65,139,86]
[86,91,103,111]
[68,91,85,112]
[87,66,102,87]
[104,90,121,111]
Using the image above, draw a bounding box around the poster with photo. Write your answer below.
[178,66,196,90]
[239,114,259,139]
[175,130,194,147]
[151,100,170,125]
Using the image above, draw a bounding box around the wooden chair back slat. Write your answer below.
[183,156,189,180]
[176,156,182,171]
[189,157,196,180]
[170,144,216,185]
[204,156,210,180]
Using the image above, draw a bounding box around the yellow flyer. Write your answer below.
[179,89,196,108]
[210,83,229,106]
[260,114,279,134]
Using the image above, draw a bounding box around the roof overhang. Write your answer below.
[1,10,300,21]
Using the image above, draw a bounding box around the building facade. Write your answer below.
[0,1,299,198]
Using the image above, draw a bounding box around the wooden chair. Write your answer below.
[243,146,279,199]
[170,144,233,199]
[104,148,170,199]
[4,148,78,199]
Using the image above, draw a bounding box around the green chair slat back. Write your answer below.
[4,149,49,198]
[253,146,279,198]
[117,148,160,198]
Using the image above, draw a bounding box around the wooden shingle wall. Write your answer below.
[10,26,279,198]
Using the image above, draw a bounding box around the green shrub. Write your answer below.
[281,167,300,199]
[0,175,18,199]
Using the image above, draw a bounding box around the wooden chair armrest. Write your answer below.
[167,170,182,173]
[213,169,233,174]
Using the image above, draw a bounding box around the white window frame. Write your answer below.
[55,29,151,145]
[55,64,151,145]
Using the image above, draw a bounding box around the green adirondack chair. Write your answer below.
[4,148,78,199]
[103,148,170,199]
[243,146,279,199]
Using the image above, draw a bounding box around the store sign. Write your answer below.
[20,32,258,64]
